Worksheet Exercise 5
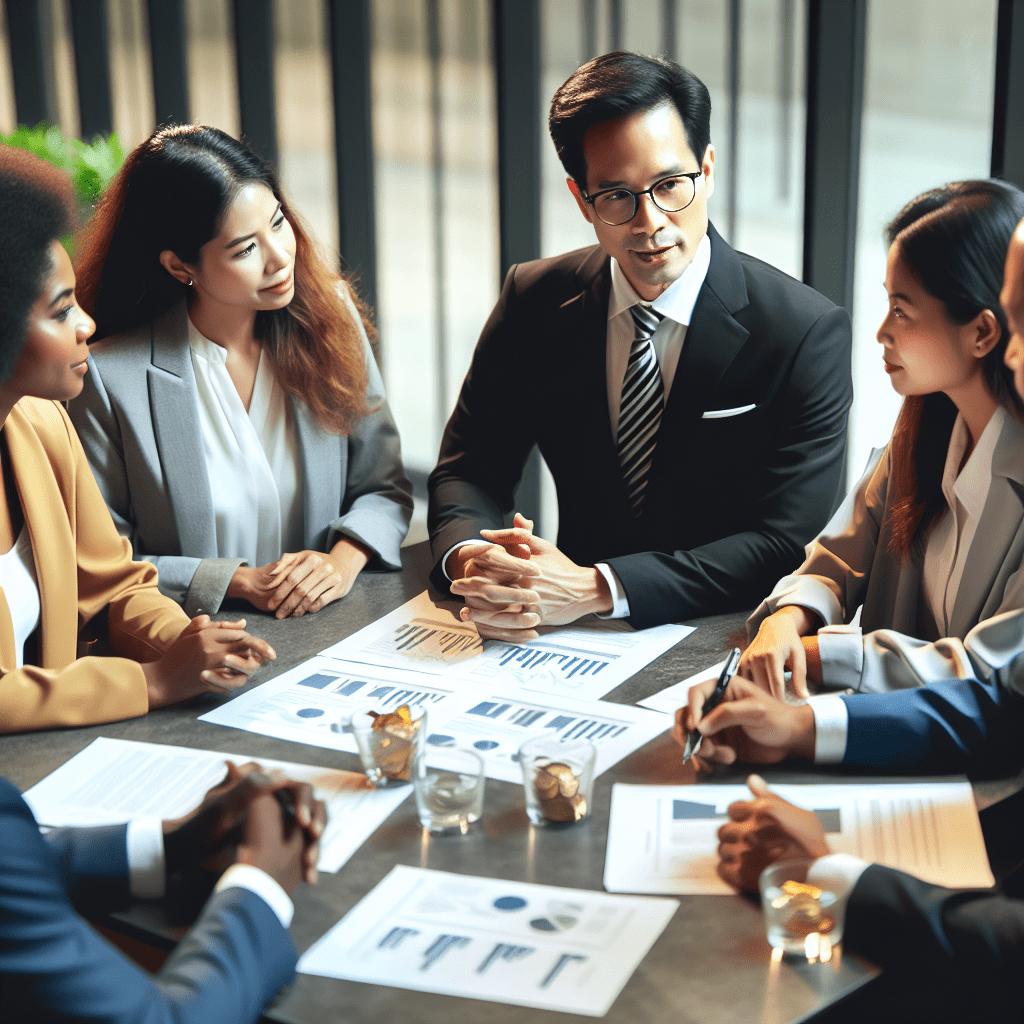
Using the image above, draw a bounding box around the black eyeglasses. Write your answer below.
[582,172,703,226]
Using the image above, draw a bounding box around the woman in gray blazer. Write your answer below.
[68,126,412,618]
[739,180,1024,697]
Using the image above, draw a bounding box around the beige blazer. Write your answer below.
[0,398,189,733]
[748,411,1024,689]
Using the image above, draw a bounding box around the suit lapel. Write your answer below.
[293,398,340,545]
[950,412,1024,636]
[559,251,630,512]
[662,224,750,428]
[147,302,218,556]
[4,406,78,667]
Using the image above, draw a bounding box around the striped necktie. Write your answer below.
[618,303,665,514]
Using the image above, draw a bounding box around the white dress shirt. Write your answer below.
[595,233,712,617]
[0,525,40,668]
[810,408,1004,762]
[188,317,304,568]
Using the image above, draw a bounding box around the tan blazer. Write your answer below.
[747,411,1024,691]
[0,398,189,733]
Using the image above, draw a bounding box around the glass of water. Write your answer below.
[414,748,485,834]
[759,859,849,960]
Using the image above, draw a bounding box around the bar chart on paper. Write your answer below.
[319,590,694,699]
[198,656,478,753]
[297,865,678,1016]
[421,685,670,783]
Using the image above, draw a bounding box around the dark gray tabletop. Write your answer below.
[0,542,879,1024]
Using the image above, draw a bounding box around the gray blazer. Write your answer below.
[747,410,1024,691]
[68,297,413,616]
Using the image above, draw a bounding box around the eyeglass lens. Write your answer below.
[592,175,697,226]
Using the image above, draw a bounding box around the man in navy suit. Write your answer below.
[1,762,325,1023]
[428,51,853,635]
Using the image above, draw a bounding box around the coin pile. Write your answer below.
[770,880,836,936]
[531,760,588,822]
[368,705,420,781]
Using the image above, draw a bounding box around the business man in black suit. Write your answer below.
[428,52,853,634]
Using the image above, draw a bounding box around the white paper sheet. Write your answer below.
[637,658,727,715]
[298,864,677,1016]
[319,590,693,701]
[198,655,478,752]
[604,781,994,895]
[424,685,671,782]
[23,737,411,873]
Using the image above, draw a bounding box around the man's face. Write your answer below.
[568,103,715,301]
[1000,225,1024,402]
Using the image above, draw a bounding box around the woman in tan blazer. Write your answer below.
[740,180,1024,698]
[0,146,274,733]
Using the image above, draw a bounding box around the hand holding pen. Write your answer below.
[681,647,741,763]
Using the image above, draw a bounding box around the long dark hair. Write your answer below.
[74,125,371,432]
[885,179,1024,556]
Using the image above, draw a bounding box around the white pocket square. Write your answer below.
[702,403,757,419]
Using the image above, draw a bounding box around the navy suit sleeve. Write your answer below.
[841,608,1024,773]
[1,779,297,1024]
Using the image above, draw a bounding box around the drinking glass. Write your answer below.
[414,747,485,833]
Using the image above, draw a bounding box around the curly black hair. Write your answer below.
[0,146,78,383]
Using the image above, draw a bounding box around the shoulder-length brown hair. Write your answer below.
[74,124,371,433]
[884,180,1024,557]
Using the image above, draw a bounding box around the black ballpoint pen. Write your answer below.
[683,646,742,763]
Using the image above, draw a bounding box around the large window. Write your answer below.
[849,0,998,479]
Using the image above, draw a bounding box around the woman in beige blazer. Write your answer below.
[0,147,273,733]
[741,180,1024,697]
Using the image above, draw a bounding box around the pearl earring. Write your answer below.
[187,278,193,287]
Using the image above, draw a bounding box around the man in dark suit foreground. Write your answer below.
[0,763,325,1023]
[685,223,1024,1024]
[428,51,853,634]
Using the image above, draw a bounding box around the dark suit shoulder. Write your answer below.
[506,245,606,302]
[733,248,840,331]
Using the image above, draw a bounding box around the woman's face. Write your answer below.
[186,182,297,316]
[3,241,95,403]
[876,243,990,400]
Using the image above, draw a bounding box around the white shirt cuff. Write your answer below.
[126,817,166,899]
[807,852,871,896]
[817,625,864,690]
[809,694,849,763]
[442,539,488,582]
[764,576,845,628]
[215,863,294,928]
[594,563,630,618]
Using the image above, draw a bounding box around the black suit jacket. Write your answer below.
[428,225,853,627]
[842,864,1024,1022]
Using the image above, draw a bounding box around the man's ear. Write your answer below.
[702,144,716,203]
[159,249,195,286]
[567,179,593,223]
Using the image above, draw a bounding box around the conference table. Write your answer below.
[3,541,892,1024]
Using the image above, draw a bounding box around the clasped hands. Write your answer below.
[230,537,372,619]
[448,513,612,641]
[163,761,327,896]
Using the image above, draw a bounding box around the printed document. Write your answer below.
[199,655,478,752]
[604,781,994,895]
[319,590,693,701]
[23,737,410,873]
[298,864,677,1016]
